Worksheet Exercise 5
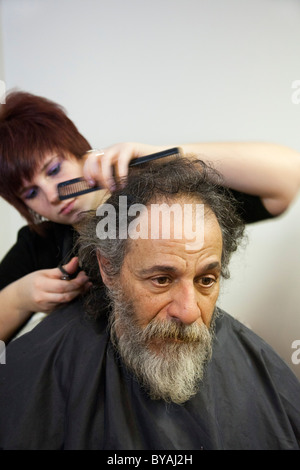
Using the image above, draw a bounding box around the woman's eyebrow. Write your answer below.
[18,156,58,194]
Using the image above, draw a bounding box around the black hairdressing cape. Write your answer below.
[0,299,299,450]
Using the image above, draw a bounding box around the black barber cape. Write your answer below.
[0,299,299,450]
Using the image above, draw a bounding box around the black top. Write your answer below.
[0,222,76,291]
[0,299,299,450]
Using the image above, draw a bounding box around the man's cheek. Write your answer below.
[136,295,163,327]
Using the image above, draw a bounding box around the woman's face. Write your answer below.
[19,152,107,226]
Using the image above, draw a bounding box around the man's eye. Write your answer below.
[47,162,61,177]
[24,188,38,200]
[199,277,216,287]
[152,276,171,286]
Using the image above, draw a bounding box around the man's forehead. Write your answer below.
[124,206,223,271]
[127,199,221,244]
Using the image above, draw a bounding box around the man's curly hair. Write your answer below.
[77,157,245,317]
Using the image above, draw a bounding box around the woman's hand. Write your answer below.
[17,257,91,314]
[82,142,164,191]
[0,257,91,342]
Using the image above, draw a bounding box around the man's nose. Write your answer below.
[167,284,201,325]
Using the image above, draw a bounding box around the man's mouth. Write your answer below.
[59,199,76,215]
[143,323,202,345]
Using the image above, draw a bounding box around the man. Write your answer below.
[0,158,299,450]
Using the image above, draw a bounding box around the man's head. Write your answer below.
[78,158,245,404]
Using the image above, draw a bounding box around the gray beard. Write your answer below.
[107,287,215,405]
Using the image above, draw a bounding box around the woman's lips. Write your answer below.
[60,199,76,215]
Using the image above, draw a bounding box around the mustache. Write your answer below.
[141,318,206,344]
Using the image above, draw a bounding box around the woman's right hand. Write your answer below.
[17,257,91,314]
[82,142,163,191]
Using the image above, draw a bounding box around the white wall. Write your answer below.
[0,2,26,252]
[0,0,299,378]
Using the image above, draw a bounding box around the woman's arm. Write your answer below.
[83,142,300,216]
[181,142,300,216]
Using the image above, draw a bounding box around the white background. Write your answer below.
[0,0,299,378]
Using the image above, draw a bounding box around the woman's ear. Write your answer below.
[96,252,114,288]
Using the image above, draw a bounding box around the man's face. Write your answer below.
[104,202,223,404]
[119,205,222,332]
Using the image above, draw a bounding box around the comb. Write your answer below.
[57,147,180,200]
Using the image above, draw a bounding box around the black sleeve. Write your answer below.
[0,223,74,291]
[228,190,275,224]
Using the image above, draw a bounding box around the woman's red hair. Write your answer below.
[0,90,91,230]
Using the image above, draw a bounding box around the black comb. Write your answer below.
[57,147,180,200]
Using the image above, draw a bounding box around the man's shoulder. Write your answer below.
[214,308,299,383]
[215,308,280,355]
[6,298,109,363]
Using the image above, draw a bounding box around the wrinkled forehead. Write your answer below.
[130,198,219,235]
[124,199,222,259]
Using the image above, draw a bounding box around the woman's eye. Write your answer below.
[47,162,61,177]
[24,188,38,200]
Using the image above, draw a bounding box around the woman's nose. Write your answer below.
[44,184,59,204]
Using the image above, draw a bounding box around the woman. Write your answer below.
[0,90,299,342]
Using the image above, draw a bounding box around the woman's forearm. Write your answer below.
[0,281,33,342]
[180,142,300,215]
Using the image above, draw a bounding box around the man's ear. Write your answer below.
[96,252,114,288]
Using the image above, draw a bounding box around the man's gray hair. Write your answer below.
[77,157,245,314]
